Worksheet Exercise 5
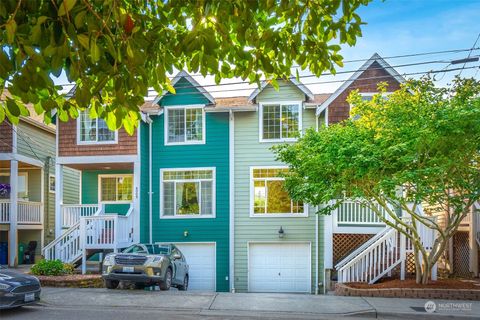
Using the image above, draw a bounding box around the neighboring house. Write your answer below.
[140,71,231,292]
[0,98,79,266]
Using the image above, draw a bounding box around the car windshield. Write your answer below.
[145,244,170,255]
[122,245,148,254]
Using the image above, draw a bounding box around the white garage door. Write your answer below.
[249,243,311,293]
[175,243,216,291]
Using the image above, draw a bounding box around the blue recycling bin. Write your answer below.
[0,242,7,265]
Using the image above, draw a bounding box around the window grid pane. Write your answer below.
[281,104,299,138]
[101,177,117,202]
[186,108,203,141]
[168,109,185,143]
[97,118,116,142]
[80,111,97,142]
[163,181,175,216]
[262,105,281,140]
[201,181,212,215]
[117,177,133,201]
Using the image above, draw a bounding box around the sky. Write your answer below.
[54,0,480,98]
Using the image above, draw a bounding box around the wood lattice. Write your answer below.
[333,233,374,265]
[453,231,471,277]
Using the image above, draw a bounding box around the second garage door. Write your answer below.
[174,243,216,291]
[248,242,311,293]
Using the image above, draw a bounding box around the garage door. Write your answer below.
[174,243,216,291]
[249,243,311,293]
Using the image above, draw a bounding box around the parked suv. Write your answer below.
[102,243,189,291]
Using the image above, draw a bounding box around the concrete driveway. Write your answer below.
[6,287,479,320]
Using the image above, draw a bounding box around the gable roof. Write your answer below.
[316,53,405,116]
[152,70,215,105]
[248,78,315,103]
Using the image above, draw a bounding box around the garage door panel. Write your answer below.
[249,243,311,293]
[175,243,216,291]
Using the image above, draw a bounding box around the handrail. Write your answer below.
[42,220,81,262]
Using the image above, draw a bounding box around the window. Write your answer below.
[99,175,133,203]
[260,102,301,141]
[165,106,205,145]
[251,167,305,217]
[0,172,28,199]
[78,111,117,144]
[49,175,55,193]
[350,93,393,120]
[161,168,215,218]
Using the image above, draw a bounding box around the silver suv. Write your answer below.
[102,243,189,291]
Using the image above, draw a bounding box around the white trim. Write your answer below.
[316,53,405,116]
[159,167,216,219]
[148,120,153,243]
[248,79,314,102]
[76,111,118,145]
[57,155,138,164]
[172,241,217,291]
[164,105,206,146]
[249,166,308,218]
[258,101,303,143]
[247,241,312,293]
[55,163,63,238]
[48,174,55,193]
[152,70,215,105]
[228,110,235,292]
[97,174,134,204]
[0,154,44,168]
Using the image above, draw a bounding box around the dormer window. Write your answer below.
[259,102,302,142]
[164,105,205,145]
[77,111,117,144]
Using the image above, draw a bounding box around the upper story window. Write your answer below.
[99,174,133,203]
[165,106,205,145]
[161,168,215,218]
[350,93,393,120]
[251,167,306,217]
[78,111,117,144]
[259,102,302,142]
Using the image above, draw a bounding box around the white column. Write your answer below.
[133,160,141,244]
[55,164,64,237]
[324,212,333,269]
[9,160,18,267]
[470,208,479,276]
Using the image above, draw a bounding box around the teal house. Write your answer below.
[140,71,230,292]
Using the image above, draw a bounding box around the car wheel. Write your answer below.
[134,283,145,290]
[159,268,172,291]
[105,279,119,289]
[178,275,188,291]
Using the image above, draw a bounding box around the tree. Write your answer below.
[274,78,480,284]
[0,0,370,133]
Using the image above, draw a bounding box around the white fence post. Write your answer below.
[400,232,406,281]
[80,218,86,274]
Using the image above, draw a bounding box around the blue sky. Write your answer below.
[55,0,480,97]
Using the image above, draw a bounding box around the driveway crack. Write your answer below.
[207,293,218,310]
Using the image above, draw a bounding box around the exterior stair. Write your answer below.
[43,205,135,273]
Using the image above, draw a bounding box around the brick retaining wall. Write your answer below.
[38,275,103,288]
[335,283,480,301]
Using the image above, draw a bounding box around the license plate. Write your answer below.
[24,293,35,302]
[122,266,134,273]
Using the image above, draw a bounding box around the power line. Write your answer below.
[459,33,480,77]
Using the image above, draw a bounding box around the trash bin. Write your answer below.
[18,243,26,265]
[0,242,7,265]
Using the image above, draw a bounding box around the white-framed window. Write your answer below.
[98,174,133,204]
[259,102,302,142]
[160,168,215,218]
[164,105,205,145]
[250,166,306,217]
[0,172,28,199]
[77,111,118,144]
[49,174,55,193]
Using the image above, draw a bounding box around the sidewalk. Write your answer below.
[39,288,480,319]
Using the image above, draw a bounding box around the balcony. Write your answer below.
[0,200,43,224]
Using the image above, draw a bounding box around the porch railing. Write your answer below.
[336,200,388,225]
[0,200,10,223]
[0,200,42,224]
[62,204,100,228]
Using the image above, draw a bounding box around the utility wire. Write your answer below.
[459,33,480,77]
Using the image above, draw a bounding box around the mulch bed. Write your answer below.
[347,278,480,290]
[37,274,103,288]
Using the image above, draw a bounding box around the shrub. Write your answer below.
[31,259,74,276]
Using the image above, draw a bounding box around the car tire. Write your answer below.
[105,279,119,289]
[159,268,172,291]
[178,275,188,291]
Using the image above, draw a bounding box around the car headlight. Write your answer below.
[145,256,163,265]
[0,283,11,290]
[103,254,115,266]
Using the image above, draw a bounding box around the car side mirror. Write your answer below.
[173,253,181,260]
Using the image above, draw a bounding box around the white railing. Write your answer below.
[18,201,42,224]
[337,227,403,284]
[43,221,82,263]
[335,200,388,225]
[0,200,10,223]
[402,216,436,252]
[62,204,100,228]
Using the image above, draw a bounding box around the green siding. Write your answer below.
[140,77,230,292]
[81,170,132,215]
[140,122,150,243]
[256,80,305,102]
[233,82,324,293]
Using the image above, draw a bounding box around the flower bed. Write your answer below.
[37,274,103,288]
[336,279,480,300]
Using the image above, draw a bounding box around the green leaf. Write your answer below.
[37,16,48,25]
[0,105,5,123]
[6,99,20,117]
[5,19,17,43]
[90,38,101,62]
[77,34,89,49]
[74,10,86,28]
[58,0,77,17]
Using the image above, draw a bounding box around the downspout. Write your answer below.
[229,110,235,293]
[315,210,319,294]
[148,117,153,244]
[45,156,51,237]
